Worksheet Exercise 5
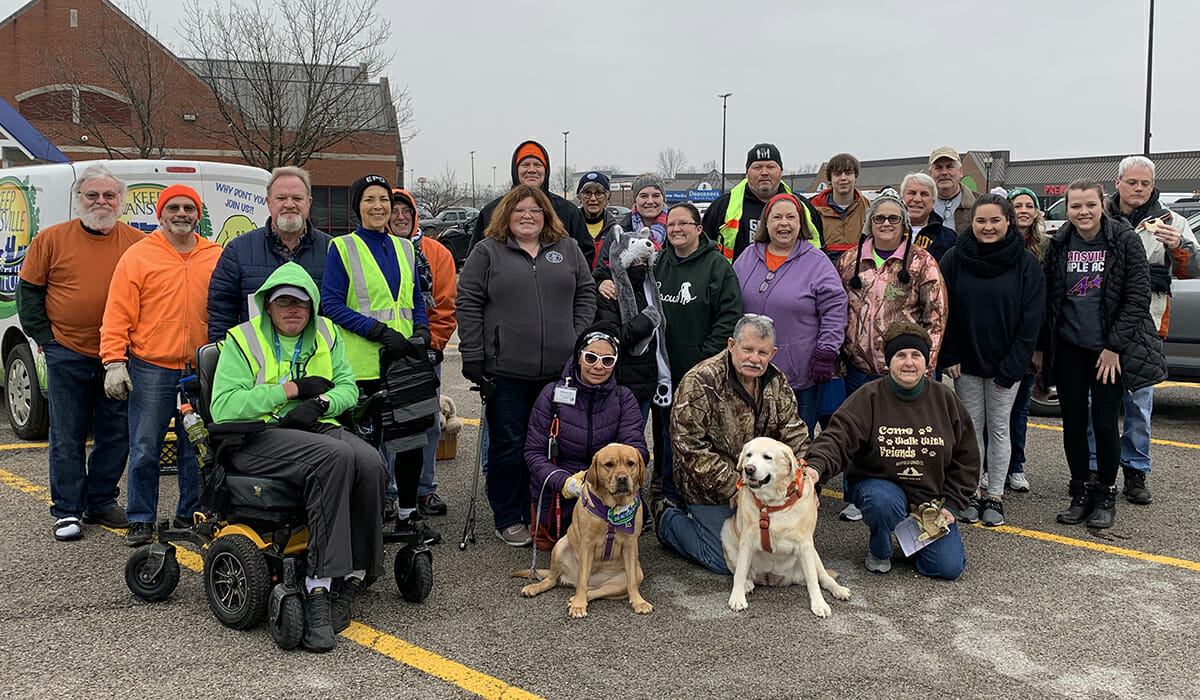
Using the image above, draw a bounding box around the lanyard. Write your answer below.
[273,332,303,385]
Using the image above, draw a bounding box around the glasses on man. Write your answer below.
[871,214,903,225]
[579,189,607,199]
[514,207,544,217]
[270,297,311,308]
[580,351,617,368]
[758,270,777,294]
[82,191,120,202]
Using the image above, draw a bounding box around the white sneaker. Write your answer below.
[1007,472,1031,492]
[839,504,863,521]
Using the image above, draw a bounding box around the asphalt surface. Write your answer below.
[3,347,1200,699]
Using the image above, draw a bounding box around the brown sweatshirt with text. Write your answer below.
[806,378,979,511]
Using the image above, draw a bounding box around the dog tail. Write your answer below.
[510,568,551,580]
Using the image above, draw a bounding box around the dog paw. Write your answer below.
[520,585,537,598]
[830,585,851,601]
[810,599,832,618]
[631,599,653,614]
[728,593,748,612]
[568,597,588,618]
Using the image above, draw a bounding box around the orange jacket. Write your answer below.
[419,234,458,351]
[101,230,222,368]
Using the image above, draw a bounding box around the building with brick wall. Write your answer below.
[0,0,403,236]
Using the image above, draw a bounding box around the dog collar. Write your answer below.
[738,472,805,554]
[583,490,640,561]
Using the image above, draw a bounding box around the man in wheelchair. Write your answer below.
[211,262,387,652]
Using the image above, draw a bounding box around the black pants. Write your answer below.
[1054,340,1123,486]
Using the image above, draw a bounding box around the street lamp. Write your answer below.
[562,131,570,198]
[1144,0,1155,155]
[492,165,497,192]
[718,92,732,195]
[982,153,994,192]
[470,150,476,208]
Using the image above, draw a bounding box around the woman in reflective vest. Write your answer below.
[321,173,438,544]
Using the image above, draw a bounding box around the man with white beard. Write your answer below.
[18,165,145,542]
[207,166,331,341]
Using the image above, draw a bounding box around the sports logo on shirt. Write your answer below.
[544,250,564,263]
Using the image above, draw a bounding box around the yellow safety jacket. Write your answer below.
[330,233,416,381]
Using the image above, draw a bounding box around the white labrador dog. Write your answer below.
[721,437,851,617]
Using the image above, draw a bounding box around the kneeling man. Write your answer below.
[210,262,386,652]
[656,314,812,573]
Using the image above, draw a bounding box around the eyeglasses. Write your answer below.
[579,189,607,199]
[758,270,776,293]
[270,297,311,308]
[580,351,617,368]
[667,221,698,230]
[82,191,120,202]
[513,207,544,217]
[871,214,903,225]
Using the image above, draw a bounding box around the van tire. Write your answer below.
[5,343,49,440]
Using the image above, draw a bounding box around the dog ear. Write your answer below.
[586,451,603,491]
[735,444,748,474]
[777,443,797,477]
[633,449,646,489]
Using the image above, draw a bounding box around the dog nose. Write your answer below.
[744,465,756,476]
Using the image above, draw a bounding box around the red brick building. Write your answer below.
[0,0,403,235]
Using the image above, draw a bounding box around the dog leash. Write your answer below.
[736,470,806,554]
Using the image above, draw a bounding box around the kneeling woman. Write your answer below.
[806,322,980,580]
[525,325,649,550]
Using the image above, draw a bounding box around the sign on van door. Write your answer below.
[0,176,37,320]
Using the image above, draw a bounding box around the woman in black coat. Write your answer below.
[1037,179,1166,529]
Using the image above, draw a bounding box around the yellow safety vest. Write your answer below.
[331,233,416,381]
[227,317,337,423]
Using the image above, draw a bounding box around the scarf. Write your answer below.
[631,209,668,249]
[954,226,1025,279]
[410,230,436,311]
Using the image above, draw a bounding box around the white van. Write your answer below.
[1,159,270,438]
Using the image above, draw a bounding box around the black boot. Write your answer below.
[331,577,365,634]
[303,587,335,652]
[1086,484,1118,529]
[1057,479,1093,525]
[1122,466,1153,505]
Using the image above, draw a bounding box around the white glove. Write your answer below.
[104,362,132,400]
[562,471,586,498]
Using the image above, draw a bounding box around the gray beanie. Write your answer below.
[862,188,911,237]
[631,173,665,198]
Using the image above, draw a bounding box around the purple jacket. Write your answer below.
[525,357,648,527]
[733,241,848,391]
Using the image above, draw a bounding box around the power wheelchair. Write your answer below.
[123,343,433,650]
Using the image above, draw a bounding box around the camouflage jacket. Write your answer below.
[670,349,810,505]
[836,239,948,375]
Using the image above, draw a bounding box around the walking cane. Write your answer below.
[459,381,492,550]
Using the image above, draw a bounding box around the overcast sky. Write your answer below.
[4,0,1197,181]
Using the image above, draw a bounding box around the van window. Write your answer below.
[1046,198,1066,221]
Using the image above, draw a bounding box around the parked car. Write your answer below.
[421,206,479,236]
[605,205,630,221]
[1043,192,1196,235]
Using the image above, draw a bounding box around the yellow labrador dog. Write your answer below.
[517,443,652,618]
[721,437,851,617]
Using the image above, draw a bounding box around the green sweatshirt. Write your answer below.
[655,236,744,384]
[211,262,358,424]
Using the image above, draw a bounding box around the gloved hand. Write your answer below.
[278,398,324,431]
[367,321,412,358]
[810,347,838,384]
[104,362,133,400]
[462,359,486,386]
[562,471,587,499]
[293,376,334,400]
[407,334,430,364]
[639,306,662,327]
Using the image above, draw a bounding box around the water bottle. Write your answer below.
[180,403,213,468]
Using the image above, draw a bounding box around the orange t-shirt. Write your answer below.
[18,219,145,358]
[764,250,788,271]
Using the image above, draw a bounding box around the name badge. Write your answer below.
[553,386,577,405]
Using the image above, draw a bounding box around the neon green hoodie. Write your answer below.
[210,262,358,424]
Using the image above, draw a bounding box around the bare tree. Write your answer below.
[700,160,719,173]
[656,148,688,179]
[550,163,579,199]
[35,0,173,158]
[588,164,623,175]
[413,165,469,216]
[182,0,414,169]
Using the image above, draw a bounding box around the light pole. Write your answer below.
[561,131,570,198]
[718,93,732,195]
[1144,0,1155,155]
[470,150,476,208]
[982,153,994,192]
[492,165,497,193]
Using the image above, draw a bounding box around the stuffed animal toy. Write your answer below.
[439,394,463,437]
[607,225,672,407]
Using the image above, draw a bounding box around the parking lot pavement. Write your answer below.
[3,367,1200,699]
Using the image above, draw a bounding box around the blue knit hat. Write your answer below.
[576,171,611,194]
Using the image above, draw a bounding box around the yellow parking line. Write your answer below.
[1158,381,1200,389]
[972,522,1200,572]
[1027,423,1200,450]
[0,441,49,450]
[0,465,543,699]
[462,418,480,426]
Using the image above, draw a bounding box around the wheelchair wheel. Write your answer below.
[124,546,180,602]
[268,585,304,650]
[394,546,433,603]
[204,534,270,629]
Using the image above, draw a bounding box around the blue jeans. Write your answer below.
[44,342,129,518]
[485,376,543,530]
[793,384,823,439]
[1008,373,1036,474]
[844,366,884,397]
[1085,386,1153,474]
[847,478,966,581]
[418,364,442,498]
[125,357,198,524]
[658,502,734,575]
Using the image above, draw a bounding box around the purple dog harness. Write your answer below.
[582,490,640,561]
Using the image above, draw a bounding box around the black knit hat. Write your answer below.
[746,143,782,169]
[350,174,392,223]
